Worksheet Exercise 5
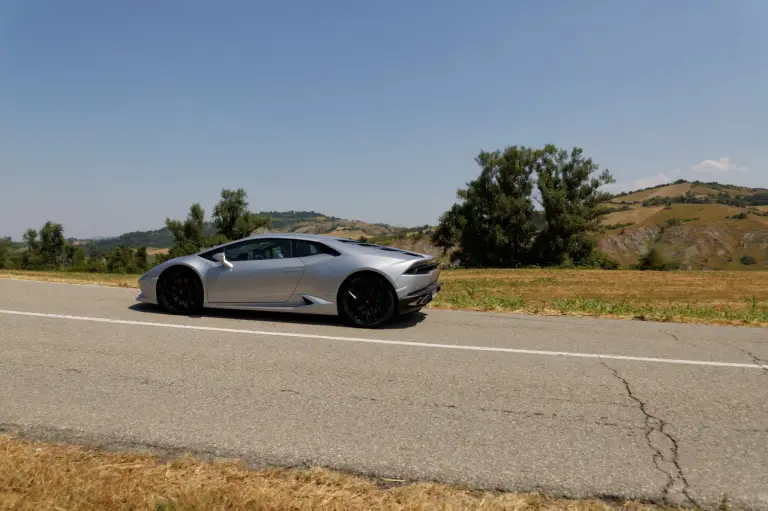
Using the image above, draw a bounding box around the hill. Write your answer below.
[74,180,768,270]
[599,180,768,270]
[77,211,436,255]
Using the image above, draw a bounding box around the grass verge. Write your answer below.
[0,434,675,511]
[2,268,767,327]
[434,269,768,326]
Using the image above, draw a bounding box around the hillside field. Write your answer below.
[599,181,768,270]
[51,179,767,272]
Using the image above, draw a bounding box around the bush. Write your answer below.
[584,251,619,269]
[605,222,634,230]
[740,255,757,265]
[634,247,671,271]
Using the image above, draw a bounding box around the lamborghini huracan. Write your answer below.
[136,233,441,327]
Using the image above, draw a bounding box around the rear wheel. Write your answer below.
[157,266,204,315]
[338,273,396,328]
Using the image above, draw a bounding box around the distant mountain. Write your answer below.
[598,180,768,270]
[76,211,424,253]
[75,180,768,270]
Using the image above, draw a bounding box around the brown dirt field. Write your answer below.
[0,434,671,511]
[601,206,664,225]
[0,270,137,288]
[438,269,766,307]
[611,183,691,203]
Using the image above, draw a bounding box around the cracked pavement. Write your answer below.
[1,279,767,510]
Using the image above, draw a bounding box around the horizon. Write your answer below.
[5,177,763,243]
[2,0,766,240]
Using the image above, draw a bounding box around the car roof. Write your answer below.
[215,232,429,259]
[241,232,351,243]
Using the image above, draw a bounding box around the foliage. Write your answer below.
[163,189,271,258]
[605,222,634,230]
[433,146,539,267]
[0,237,11,269]
[433,144,614,268]
[740,255,757,266]
[642,192,768,209]
[632,247,674,271]
[166,203,207,258]
[211,188,271,241]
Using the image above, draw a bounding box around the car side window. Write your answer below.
[293,240,340,257]
[213,239,294,262]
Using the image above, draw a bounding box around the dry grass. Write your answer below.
[437,269,764,305]
[611,183,691,203]
[0,434,671,511]
[2,268,767,326]
[432,269,768,327]
[0,270,137,288]
[601,205,663,225]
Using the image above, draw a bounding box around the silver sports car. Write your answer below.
[136,233,441,327]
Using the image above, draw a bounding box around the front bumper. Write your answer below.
[136,277,159,305]
[397,281,441,314]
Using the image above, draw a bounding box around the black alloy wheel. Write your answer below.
[157,267,204,315]
[340,273,396,328]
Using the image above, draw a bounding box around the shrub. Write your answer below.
[740,255,757,265]
[634,247,671,271]
[605,222,634,230]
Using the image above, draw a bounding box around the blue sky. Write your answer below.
[1,0,766,240]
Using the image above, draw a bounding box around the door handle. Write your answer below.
[283,268,302,273]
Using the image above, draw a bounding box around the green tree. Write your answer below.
[21,228,40,269]
[134,246,149,272]
[38,221,67,269]
[166,203,206,258]
[66,244,86,269]
[433,144,614,268]
[211,188,271,241]
[432,146,538,267]
[0,237,11,269]
[533,145,615,265]
[106,245,137,273]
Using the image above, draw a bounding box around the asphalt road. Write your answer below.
[1,278,766,510]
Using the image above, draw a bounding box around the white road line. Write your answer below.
[0,308,765,370]
[0,277,124,289]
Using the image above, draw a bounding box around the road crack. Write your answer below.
[720,342,768,375]
[745,352,768,374]
[600,360,699,508]
[662,331,703,351]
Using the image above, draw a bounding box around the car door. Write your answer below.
[205,238,305,304]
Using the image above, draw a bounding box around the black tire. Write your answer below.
[157,266,204,315]
[338,272,396,328]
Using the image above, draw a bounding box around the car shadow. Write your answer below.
[127,303,427,330]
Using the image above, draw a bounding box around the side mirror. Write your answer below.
[212,252,233,269]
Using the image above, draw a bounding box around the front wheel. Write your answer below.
[338,273,396,328]
[157,266,204,315]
